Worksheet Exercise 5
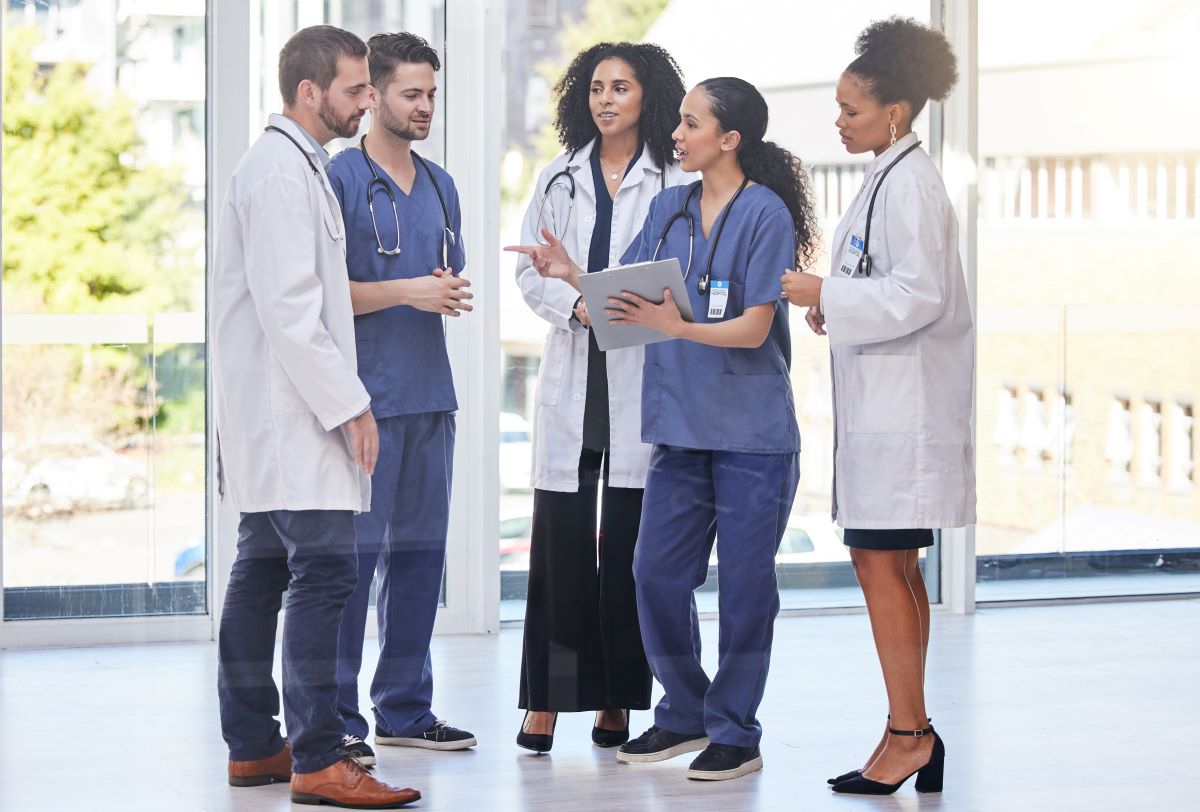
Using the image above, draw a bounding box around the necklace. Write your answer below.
[599,152,634,182]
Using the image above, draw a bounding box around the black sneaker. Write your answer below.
[340,734,376,768]
[616,725,709,764]
[687,743,764,781]
[375,719,478,751]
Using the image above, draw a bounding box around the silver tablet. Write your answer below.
[576,258,695,351]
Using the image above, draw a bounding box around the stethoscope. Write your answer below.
[534,150,666,245]
[856,140,921,276]
[265,124,344,241]
[652,177,750,296]
[359,136,457,271]
[534,169,576,246]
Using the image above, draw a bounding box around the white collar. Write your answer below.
[865,131,920,179]
[267,113,330,167]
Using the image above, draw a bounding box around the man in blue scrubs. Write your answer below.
[327,32,476,762]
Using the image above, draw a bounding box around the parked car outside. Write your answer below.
[2,434,149,519]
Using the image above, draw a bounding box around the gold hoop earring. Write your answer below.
[889,122,898,147]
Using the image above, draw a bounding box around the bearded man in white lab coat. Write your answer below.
[210,25,419,810]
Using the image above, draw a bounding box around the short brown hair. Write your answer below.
[278,25,368,107]
[367,32,441,93]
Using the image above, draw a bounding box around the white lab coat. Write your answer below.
[819,133,976,529]
[515,139,693,492]
[211,114,372,513]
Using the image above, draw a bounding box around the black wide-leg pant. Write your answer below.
[518,449,652,712]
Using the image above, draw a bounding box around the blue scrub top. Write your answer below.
[621,182,800,454]
[328,147,466,419]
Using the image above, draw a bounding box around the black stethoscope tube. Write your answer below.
[359,136,457,269]
[653,177,750,296]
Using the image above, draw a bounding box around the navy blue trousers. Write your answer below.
[335,412,454,739]
[217,509,358,774]
[634,446,799,748]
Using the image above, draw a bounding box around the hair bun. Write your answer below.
[855,16,958,103]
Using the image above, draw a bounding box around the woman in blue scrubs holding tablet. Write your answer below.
[605,77,819,781]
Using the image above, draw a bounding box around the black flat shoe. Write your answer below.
[591,710,629,748]
[832,725,944,796]
[516,711,557,754]
[826,715,930,785]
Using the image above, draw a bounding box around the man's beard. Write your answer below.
[377,101,429,142]
[318,98,362,140]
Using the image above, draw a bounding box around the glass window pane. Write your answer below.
[975,2,1200,600]
[2,2,208,619]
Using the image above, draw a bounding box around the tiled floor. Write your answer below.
[2,598,1198,811]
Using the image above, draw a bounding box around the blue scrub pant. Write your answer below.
[634,446,799,748]
[218,509,358,774]
[336,412,455,739]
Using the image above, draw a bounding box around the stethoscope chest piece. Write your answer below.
[653,178,749,296]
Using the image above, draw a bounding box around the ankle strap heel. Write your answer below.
[887,724,935,738]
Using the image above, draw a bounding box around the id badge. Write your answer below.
[707,280,730,319]
[837,235,864,276]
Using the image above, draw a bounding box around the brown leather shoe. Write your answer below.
[228,742,292,787]
[291,757,421,808]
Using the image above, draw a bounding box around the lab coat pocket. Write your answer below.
[536,329,570,406]
[267,356,312,416]
[847,354,919,434]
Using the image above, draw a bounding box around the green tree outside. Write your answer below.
[2,25,200,445]
[2,25,191,315]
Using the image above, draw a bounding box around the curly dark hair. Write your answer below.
[847,16,958,120]
[696,77,819,270]
[553,42,685,170]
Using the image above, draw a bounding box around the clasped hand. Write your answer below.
[780,269,826,336]
[410,268,473,316]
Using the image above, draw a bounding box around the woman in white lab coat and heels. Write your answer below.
[506,42,692,752]
[782,17,975,796]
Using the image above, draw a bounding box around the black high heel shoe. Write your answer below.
[826,716,931,785]
[831,724,944,795]
[516,711,558,754]
[591,709,629,748]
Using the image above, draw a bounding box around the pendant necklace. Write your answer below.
[600,153,633,182]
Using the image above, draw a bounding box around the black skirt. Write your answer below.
[843,528,934,551]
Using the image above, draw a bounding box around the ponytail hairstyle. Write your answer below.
[553,42,686,170]
[846,16,958,121]
[697,77,818,269]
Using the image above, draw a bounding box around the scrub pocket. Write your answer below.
[720,372,798,451]
[355,339,377,371]
[536,329,570,406]
[847,354,919,434]
[640,363,665,439]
